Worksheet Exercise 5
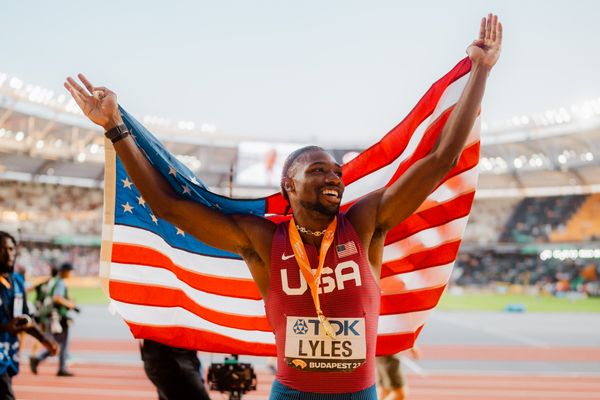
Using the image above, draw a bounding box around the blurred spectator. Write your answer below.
[29,263,79,377]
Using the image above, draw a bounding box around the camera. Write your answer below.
[207,355,257,400]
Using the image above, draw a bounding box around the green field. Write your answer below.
[68,286,110,305]
[41,286,600,312]
[437,292,600,312]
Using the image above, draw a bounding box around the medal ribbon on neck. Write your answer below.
[288,217,338,339]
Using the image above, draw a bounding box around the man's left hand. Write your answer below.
[467,13,502,70]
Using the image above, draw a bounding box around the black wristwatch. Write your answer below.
[105,124,130,144]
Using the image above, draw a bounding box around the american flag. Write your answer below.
[336,241,358,258]
[100,57,479,356]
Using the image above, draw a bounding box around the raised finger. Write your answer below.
[64,82,87,107]
[66,76,89,97]
[478,17,485,40]
[491,14,498,41]
[485,13,492,40]
[497,22,503,44]
[78,73,95,95]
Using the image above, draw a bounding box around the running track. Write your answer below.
[14,339,600,400]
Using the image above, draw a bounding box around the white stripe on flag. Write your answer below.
[113,225,251,278]
[342,73,470,203]
[110,262,266,316]
[112,300,275,344]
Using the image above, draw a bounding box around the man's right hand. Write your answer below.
[64,74,123,131]
[6,316,33,335]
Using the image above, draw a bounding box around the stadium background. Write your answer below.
[2,1,600,399]
[1,66,599,399]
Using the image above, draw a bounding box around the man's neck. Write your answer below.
[291,209,336,248]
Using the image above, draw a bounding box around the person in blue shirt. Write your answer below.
[0,231,58,399]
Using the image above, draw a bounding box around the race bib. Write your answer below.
[284,316,366,372]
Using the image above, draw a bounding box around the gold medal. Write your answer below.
[318,312,337,339]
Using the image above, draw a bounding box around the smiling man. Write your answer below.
[65,14,502,399]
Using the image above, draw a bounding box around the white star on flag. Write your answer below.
[176,227,185,236]
[182,185,191,195]
[121,202,134,213]
[168,165,177,176]
[150,214,158,224]
[191,177,198,185]
[137,196,146,206]
[121,178,133,189]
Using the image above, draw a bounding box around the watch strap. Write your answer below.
[104,124,130,144]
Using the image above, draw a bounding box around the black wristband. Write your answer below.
[105,124,130,144]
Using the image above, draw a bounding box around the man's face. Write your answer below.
[0,238,17,273]
[286,150,344,217]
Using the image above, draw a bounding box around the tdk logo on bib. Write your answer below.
[293,319,309,335]
[285,316,366,373]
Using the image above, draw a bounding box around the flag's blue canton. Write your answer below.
[114,107,267,259]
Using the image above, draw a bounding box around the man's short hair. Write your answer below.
[0,231,17,247]
[280,145,325,203]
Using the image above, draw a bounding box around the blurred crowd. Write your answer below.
[1,180,600,296]
[0,181,102,236]
[453,252,600,296]
[15,243,99,277]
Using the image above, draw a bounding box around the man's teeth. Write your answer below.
[322,189,338,198]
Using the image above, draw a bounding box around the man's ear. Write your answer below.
[282,177,295,193]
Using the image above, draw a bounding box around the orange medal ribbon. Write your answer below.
[288,217,338,339]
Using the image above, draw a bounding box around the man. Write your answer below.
[30,262,79,377]
[0,232,58,399]
[65,14,501,398]
[376,347,420,400]
[140,339,210,400]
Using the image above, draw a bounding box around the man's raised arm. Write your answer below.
[351,14,502,235]
[64,75,274,257]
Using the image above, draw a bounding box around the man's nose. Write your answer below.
[325,170,341,184]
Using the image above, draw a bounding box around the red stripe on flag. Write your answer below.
[111,243,262,300]
[385,191,475,243]
[380,285,446,315]
[127,323,277,356]
[381,240,462,277]
[375,325,425,355]
[109,281,272,331]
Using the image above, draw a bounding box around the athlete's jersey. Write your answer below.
[265,213,381,393]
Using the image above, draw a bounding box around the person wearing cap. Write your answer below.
[29,262,79,377]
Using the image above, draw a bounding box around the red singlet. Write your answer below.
[265,213,381,393]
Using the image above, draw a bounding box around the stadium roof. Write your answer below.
[1,74,599,197]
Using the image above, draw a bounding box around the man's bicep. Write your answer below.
[376,155,449,230]
[162,198,270,256]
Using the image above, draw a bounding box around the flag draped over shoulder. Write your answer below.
[100,57,480,356]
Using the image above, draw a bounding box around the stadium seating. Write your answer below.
[463,198,519,244]
[499,195,587,243]
[550,194,600,242]
[0,180,102,236]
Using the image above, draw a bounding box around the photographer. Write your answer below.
[29,262,79,377]
[0,231,58,399]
